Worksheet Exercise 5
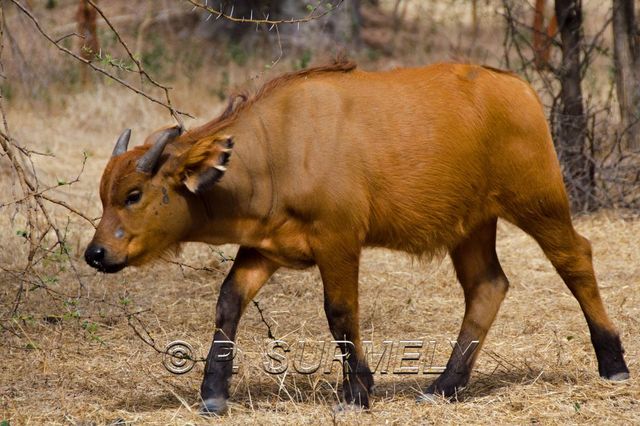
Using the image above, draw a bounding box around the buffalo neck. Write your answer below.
[185,112,278,247]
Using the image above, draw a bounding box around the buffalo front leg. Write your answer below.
[200,246,279,415]
[422,219,509,401]
[316,245,373,409]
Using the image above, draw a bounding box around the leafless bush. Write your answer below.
[501,0,639,212]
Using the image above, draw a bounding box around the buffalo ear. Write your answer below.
[175,135,234,193]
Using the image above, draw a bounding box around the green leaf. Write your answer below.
[44,276,59,284]
[82,321,99,334]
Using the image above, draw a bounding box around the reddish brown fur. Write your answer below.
[183,59,357,143]
[87,60,629,412]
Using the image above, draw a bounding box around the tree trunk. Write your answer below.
[76,0,99,85]
[351,0,363,46]
[533,0,546,62]
[533,0,557,69]
[612,0,640,151]
[554,0,593,210]
[76,0,99,61]
[471,0,479,37]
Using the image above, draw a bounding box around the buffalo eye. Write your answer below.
[124,189,142,206]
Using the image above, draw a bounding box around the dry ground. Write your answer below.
[1,80,639,425]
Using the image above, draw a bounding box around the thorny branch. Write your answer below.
[186,0,344,26]
[126,310,206,364]
[187,0,343,72]
[85,0,186,129]
[253,300,276,340]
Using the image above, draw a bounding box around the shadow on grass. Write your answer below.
[111,367,583,413]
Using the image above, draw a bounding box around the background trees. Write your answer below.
[503,0,640,211]
[612,0,640,151]
[2,1,638,213]
[1,4,638,422]
[554,0,592,209]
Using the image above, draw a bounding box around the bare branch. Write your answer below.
[186,0,344,26]
[84,0,185,128]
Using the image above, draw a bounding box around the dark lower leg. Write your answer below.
[201,274,242,401]
[426,278,508,397]
[587,321,629,379]
[548,234,628,379]
[200,247,279,414]
[426,219,508,398]
[317,246,373,408]
[325,302,374,406]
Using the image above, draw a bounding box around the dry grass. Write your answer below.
[1,1,639,422]
[1,80,639,425]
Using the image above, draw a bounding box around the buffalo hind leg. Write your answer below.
[200,246,279,416]
[316,244,374,409]
[514,207,629,381]
[422,218,509,400]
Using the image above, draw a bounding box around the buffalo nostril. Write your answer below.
[94,246,105,260]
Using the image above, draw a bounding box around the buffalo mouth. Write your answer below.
[94,261,127,274]
[85,255,127,274]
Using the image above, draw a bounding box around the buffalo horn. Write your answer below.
[136,126,182,174]
[112,128,131,157]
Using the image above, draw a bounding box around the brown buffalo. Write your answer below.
[85,60,629,414]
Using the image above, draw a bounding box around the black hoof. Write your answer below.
[591,326,630,381]
[597,353,629,382]
[416,393,449,404]
[333,402,368,414]
[200,397,228,416]
[343,373,373,409]
[424,376,467,400]
[603,371,630,382]
[343,385,371,409]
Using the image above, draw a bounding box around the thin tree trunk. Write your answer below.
[612,0,640,151]
[351,0,362,46]
[533,0,557,69]
[554,0,593,210]
[76,0,99,85]
[471,0,479,37]
[533,0,546,67]
[76,0,99,60]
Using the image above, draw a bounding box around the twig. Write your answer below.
[85,0,185,128]
[186,0,344,26]
[253,300,276,340]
